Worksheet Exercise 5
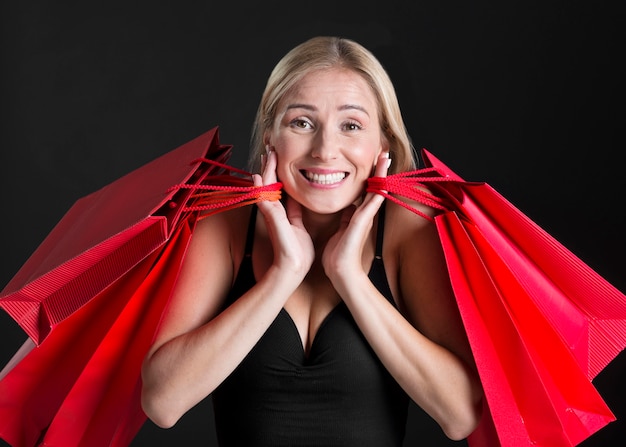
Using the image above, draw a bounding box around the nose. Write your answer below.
[310,128,339,161]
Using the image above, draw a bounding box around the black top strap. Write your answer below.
[375,201,386,259]
[243,206,258,257]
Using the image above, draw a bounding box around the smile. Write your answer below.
[302,170,347,185]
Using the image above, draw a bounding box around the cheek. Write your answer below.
[273,155,293,183]
[353,149,380,174]
[273,141,303,177]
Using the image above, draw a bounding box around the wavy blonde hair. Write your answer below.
[248,36,416,174]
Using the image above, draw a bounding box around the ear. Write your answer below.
[379,135,390,155]
[377,143,390,159]
[263,130,272,148]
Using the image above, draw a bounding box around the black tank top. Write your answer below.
[211,204,409,446]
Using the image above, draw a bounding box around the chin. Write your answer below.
[284,179,364,214]
[301,195,361,215]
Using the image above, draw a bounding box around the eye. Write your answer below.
[342,120,362,131]
[290,118,313,129]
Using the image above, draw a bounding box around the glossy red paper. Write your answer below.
[0,127,280,345]
[0,128,282,447]
[367,149,626,446]
[0,223,190,446]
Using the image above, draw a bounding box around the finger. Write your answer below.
[358,151,390,211]
[254,171,282,217]
[252,173,262,187]
[262,146,278,185]
[344,199,378,250]
[374,151,391,178]
[358,189,385,217]
[285,196,304,227]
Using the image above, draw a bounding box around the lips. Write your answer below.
[302,170,347,185]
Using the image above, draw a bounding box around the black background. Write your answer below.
[1,1,624,446]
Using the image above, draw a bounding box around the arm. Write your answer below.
[141,151,314,428]
[322,157,482,440]
[390,204,483,439]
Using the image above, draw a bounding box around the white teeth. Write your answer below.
[304,171,346,184]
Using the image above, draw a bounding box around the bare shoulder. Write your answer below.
[383,194,439,252]
[148,206,253,349]
[383,196,468,357]
[193,205,253,267]
[381,195,440,305]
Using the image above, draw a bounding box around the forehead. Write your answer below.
[283,68,379,109]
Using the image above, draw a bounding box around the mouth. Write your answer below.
[301,170,347,185]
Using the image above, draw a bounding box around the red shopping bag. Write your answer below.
[367,149,626,446]
[459,181,626,380]
[439,212,615,446]
[0,127,282,447]
[0,219,191,447]
[0,127,281,346]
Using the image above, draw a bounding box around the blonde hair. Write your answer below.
[249,36,416,174]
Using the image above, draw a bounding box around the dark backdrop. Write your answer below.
[1,1,624,446]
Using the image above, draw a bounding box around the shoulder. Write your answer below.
[383,194,444,293]
[195,205,252,238]
[382,194,451,313]
[145,205,255,353]
[193,205,253,265]
[383,193,439,252]
[382,196,466,351]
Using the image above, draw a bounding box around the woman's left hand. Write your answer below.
[322,151,390,284]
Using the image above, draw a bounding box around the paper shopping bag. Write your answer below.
[438,211,615,446]
[366,148,626,446]
[0,127,280,345]
[0,219,192,447]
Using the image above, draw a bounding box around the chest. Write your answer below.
[225,296,387,381]
[251,236,376,357]
[212,297,410,446]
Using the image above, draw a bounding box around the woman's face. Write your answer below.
[267,68,386,214]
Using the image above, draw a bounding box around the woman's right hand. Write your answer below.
[142,149,314,428]
[253,148,314,278]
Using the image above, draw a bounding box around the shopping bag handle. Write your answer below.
[167,157,282,218]
[367,167,465,222]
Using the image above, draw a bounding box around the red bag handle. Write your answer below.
[367,167,464,222]
[167,157,282,218]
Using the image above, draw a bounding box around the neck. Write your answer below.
[301,207,344,247]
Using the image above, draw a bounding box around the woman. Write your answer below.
[140,36,483,445]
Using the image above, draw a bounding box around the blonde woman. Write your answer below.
[141,36,483,446]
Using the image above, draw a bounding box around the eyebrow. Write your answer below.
[285,103,316,112]
[340,104,370,116]
[285,103,370,116]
